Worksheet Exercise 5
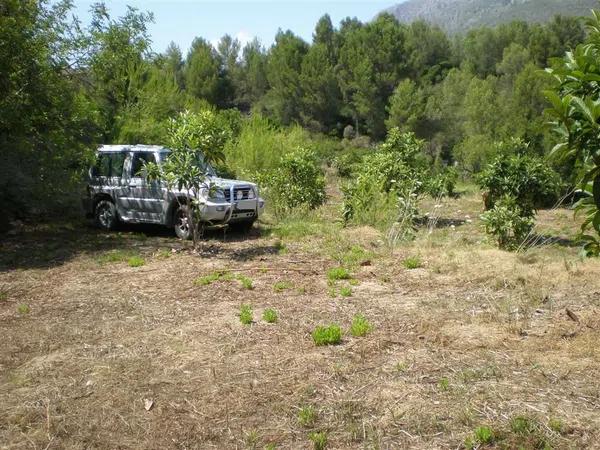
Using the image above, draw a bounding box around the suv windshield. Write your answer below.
[158,151,216,176]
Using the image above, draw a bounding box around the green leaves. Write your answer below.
[258,147,325,218]
[477,152,561,214]
[545,11,600,255]
[167,110,230,165]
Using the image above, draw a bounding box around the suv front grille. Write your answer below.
[224,186,253,202]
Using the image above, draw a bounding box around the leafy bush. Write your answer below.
[465,426,495,449]
[339,286,352,297]
[127,256,145,267]
[480,196,534,250]
[326,267,351,281]
[424,167,459,198]
[195,270,234,285]
[298,405,317,427]
[350,314,372,337]
[402,256,422,269]
[308,431,328,450]
[331,146,369,178]
[273,280,293,292]
[262,308,278,323]
[546,14,600,256]
[223,115,309,176]
[239,304,253,325]
[342,129,427,237]
[237,275,254,290]
[258,147,326,218]
[312,324,342,346]
[477,152,561,214]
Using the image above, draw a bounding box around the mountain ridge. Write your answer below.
[383,0,597,34]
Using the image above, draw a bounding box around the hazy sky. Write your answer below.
[70,1,395,54]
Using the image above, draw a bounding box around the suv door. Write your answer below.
[120,152,165,223]
[91,151,127,197]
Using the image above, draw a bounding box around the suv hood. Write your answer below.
[208,176,256,190]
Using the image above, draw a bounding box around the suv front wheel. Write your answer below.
[174,205,193,240]
[95,199,118,230]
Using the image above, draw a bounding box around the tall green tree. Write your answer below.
[184,37,225,107]
[299,17,341,132]
[0,0,98,227]
[263,30,308,125]
[86,3,154,139]
[337,14,406,139]
[237,38,269,111]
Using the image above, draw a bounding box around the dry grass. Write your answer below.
[1,189,600,449]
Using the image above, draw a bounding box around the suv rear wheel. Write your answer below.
[95,199,118,230]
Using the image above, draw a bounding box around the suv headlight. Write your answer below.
[209,187,225,200]
[199,187,225,200]
[248,189,255,199]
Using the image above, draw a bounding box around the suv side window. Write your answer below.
[131,153,156,178]
[111,152,126,177]
[91,152,126,178]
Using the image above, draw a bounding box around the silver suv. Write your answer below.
[82,145,265,239]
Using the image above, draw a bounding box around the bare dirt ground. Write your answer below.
[1,189,600,449]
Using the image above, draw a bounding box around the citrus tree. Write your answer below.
[545,10,600,256]
[146,110,230,243]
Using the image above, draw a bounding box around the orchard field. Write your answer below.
[2,180,599,449]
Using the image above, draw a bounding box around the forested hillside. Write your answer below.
[0,0,588,228]
[385,0,597,34]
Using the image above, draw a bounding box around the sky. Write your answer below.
[69,0,395,54]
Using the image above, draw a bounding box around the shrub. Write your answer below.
[308,431,328,450]
[17,304,30,314]
[262,308,278,323]
[223,115,308,176]
[438,377,450,391]
[273,281,293,292]
[350,314,372,337]
[195,270,234,285]
[127,256,145,267]
[477,151,561,213]
[510,416,536,435]
[258,147,326,218]
[298,405,317,427]
[332,147,368,178]
[402,256,422,269]
[312,324,342,346]
[327,267,351,281]
[238,275,253,290]
[465,426,495,449]
[339,286,352,297]
[342,129,427,239]
[424,167,459,198]
[239,304,253,325]
[96,249,133,264]
[481,196,534,250]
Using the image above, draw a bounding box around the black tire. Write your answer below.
[174,205,193,240]
[94,199,118,231]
